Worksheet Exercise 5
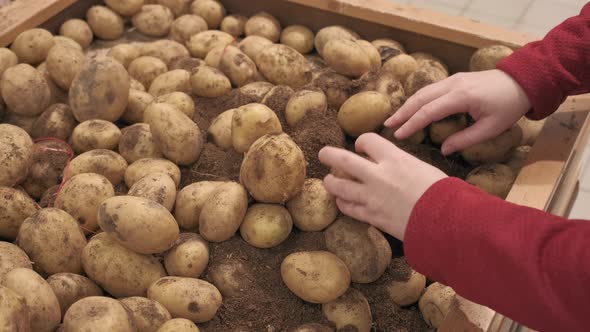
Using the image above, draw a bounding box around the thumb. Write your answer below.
[441,118,504,155]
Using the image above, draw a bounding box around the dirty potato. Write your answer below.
[429,114,468,145]
[10,28,54,64]
[31,103,77,140]
[128,172,177,210]
[0,242,33,284]
[21,140,69,199]
[155,91,196,118]
[190,0,227,29]
[461,126,521,164]
[173,181,223,230]
[132,5,175,37]
[238,35,273,61]
[164,233,209,277]
[281,25,315,54]
[322,288,372,332]
[140,39,191,67]
[69,57,130,122]
[123,89,156,124]
[129,56,168,90]
[239,81,274,102]
[0,124,34,187]
[148,69,192,96]
[285,90,328,126]
[382,54,419,82]
[470,45,513,72]
[1,64,51,116]
[281,251,351,304]
[190,65,232,97]
[107,44,140,69]
[0,47,18,78]
[59,19,93,48]
[338,91,392,137]
[466,163,515,199]
[240,204,293,248]
[170,14,209,44]
[385,261,426,306]
[204,45,225,67]
[0,285,31,331]
[67,149,128,185]
[104,0,144,16]
[119,123,164,163]
[82,232,167,297]
[124,158,181,188]
[47,273,104,316]
[70,120,122,153]
[199,182,248,242]
[207,109,235,150]
[207,258,253,298]
[46,44,86,90]
[157,318,201,332]
[86,6,125,40]
[0,187,40,240]
[120,296,172,332]
[314,25,359,57]
[256,44,312,88]
[244,12,282,42]
[187,30,234,59]
[219,45,258,87]
[232,103,283,153]
[220,14,247,37]
[419,283,457,329]
[62,296,135,332]
[287,178,337,232]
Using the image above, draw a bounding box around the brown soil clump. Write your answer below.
[180,143,242,187]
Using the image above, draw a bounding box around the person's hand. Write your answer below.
[318,133,447,240]
[385,69,531,155]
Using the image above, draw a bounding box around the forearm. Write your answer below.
[404,178,590,331]
[497,2,590,120]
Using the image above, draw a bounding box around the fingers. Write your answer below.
[318,146,375,181]
[441,118,500,155]
[384,80,450,129]
[395,91,470,139]
[335,198,369,222]
[355,133,400,162]
[323,174,368,204]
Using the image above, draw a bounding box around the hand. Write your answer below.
[318,133,447,240]
[385,69,531,155]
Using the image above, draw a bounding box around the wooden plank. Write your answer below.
[0,0,76,47]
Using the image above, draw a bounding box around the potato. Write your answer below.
[238,35,273,60]
[293,324,333,332]
[164,233,209,277]
[411,52,449,75]
[31,105,74,141]
[82,232,167,297]
[325,217,392,283]
[37,61,68,105]
[404,67,446,97]
[144,102,203,165]
[461,127,521,164]
[240,204,293,248]
[98,195,179,253]
[231,103,282,153]
[357,40,382,70]
[199,182,248,242]
[140,39,191,67]
[429,114,468,145]
[107,44,140,69]
[10,28,54,65]
[517,117,545,146]
[323,39,371,78]
[170,56,205,72]
[382,54,419,82]
[337,91,391,137]
[219,45,258,87]
[155,92,195,118]
[208,109,235,150]
[207,258,253,298]
[0,48,18,78]
[419,283,457,328]
[240,81,274,102]
[130,78,146,91]
[4,112,38,136]
[62,297,135,332]
[190,66,231,98]
[0,285,31,331]
[0,242,32,285]
[157,318,200,332]
[53,35,84,51]
[70,57,130,122]
[125,158,181,188]
[120,296,172,332]
[21,140,69,198]
[170,14,209,44]
[187,30,234,59]
[285,90,328,126]
[16,208,86,276]
[244,12,281,42]
[104,0,143,16]
[119,123,164,163]
[256,44,311,88]
[59,19,93,48]
[286,178,337,232]
[149,69,192,96]
[240,133,306,202]
[129,56,168,92]
[3,268,61,332]
[470,45,513,72]
[381,126,425,146]
[322,288,372,332]
[466,163,515,199]
[506,145,531,175]
[67,150,128,185]
[386,266,426,306]
[281,251,350,303]
[46,44,85,90]
[372,38,405,62]
[148,277,222,323]
[173,181,223,230]
[47,273,103,316]
[314,25,359,57]
[86,6,124,40]
[128,172,177,210]
[54,173,114,233]
[133,5,175,37]
[204,45,224,68]
[190,0,227,29]
[123,89,156,124]
[70,120,122,153]
[0,124,34,187]
[280,25,314,54]
[1,64,52,116]
[220,14,247,37]
[0,186,39,240]
[312,69,352,108]
[158,0,191,16]
[369,72,405,105]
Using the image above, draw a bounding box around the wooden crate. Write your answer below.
[1,0,589,331]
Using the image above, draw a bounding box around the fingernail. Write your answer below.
[441,145,453,155]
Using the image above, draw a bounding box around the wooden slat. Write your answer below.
[0,0,76,47]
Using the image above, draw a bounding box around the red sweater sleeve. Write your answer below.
[497,2,590,120]
[404,177,590,331]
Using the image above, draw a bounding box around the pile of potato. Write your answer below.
[0,0,544,331]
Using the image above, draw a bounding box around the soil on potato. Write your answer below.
[180,143,243,187]
[200,231,429,332]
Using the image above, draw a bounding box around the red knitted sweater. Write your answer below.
[404,3,590,331]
